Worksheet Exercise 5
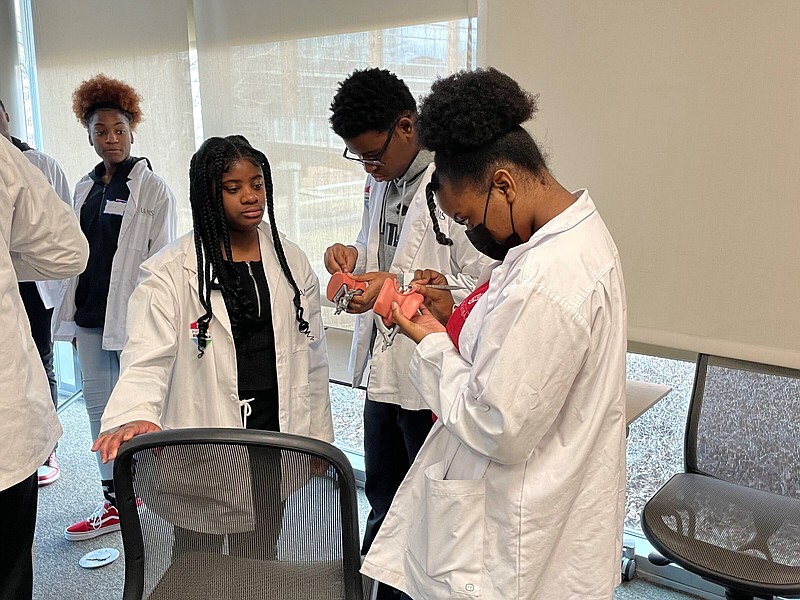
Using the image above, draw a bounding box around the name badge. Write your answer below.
[104,199,127,216]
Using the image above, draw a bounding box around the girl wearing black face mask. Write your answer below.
[361,68,628,600]
[463,183,524,261]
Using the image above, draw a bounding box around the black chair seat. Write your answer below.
[641,354,800,599]
[147,551,345,600]
[642,472,800,596]
[115,428,364,600]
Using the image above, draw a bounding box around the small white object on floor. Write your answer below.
[79,547,120,569]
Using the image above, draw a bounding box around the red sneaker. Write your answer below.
[64,501,120,541]
[37,452,60,486]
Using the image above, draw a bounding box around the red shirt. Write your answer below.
[446,281,490,352]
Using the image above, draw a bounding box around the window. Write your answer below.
[193,19,477,295]
[23,1,476,457]
[625,353,694,532]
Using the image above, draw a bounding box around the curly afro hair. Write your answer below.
[329,68,416,139]
[72,74,143,130]
[417,68,546,187]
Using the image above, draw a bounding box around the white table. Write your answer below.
[625,380,672,425]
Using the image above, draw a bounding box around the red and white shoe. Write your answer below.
[37,452,60,486]
[64,500,120,541]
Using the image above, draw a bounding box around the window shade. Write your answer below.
[193,3,476,316]
[192,0,474,45]
[30,0,196,234]
[479,0,800,369]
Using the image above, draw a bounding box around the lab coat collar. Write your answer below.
[184,221,283,275]
[502,188,596,263]
[183,222,285,335]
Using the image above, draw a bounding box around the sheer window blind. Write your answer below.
[193,4,476,326]
[30,0,196,233]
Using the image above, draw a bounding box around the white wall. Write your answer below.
[478,0,800,368]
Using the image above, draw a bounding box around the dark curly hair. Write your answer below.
[72,73,143,130]
[417,67,545,188]
[329,68,417,139]
[189,135,310,357]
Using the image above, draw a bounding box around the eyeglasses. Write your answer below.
[342,119,399,167]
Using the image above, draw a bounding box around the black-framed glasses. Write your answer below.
[342,119,399,167]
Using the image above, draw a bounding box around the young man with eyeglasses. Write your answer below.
[325,68,490,600]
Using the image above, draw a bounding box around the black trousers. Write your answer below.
[362,398,433,600]
[174,388,283,560]
[172,446,285,561]
[19,282,58,413]
[0,473,38,600]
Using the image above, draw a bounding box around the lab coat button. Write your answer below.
[230,394,237,402]
[465,583,475,593]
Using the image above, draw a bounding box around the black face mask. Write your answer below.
[465,185,524,261]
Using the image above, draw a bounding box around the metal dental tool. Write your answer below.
[418,284,469,291]
[374,313,400,351]
[331,283,363,315]
[326,272,366,315]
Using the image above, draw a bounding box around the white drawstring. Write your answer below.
[237,397,254,428]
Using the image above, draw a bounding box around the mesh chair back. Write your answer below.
[686,354,800,498]
[114,429,363,600]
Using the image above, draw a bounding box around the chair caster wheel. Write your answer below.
[621,556,637,581]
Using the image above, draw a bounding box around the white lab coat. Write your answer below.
[21,148,72,308]
[53,159,176,350]
[349,164,492,409]
[101,223,333,442]
[362,191,628,600]
[0,136,88,490]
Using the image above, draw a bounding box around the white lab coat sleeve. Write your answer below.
[303,261,334,441]
[351,179,371,273]
[409,283,590,465]
[101,261,179,433]
[147,179,177,258]
[8,147,88,281]
[50,160,72,207]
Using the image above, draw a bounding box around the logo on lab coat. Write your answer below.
[190,321,211,347]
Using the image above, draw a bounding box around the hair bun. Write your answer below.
[417,67,537,152]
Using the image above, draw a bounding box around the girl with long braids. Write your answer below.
[93,134,332,479]
[360,68,627,599]
[54,74,177,542]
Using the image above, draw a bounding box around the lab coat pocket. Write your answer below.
[407,459,485,597]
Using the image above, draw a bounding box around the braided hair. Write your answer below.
[425,171,453,246]
[189,135,310,357]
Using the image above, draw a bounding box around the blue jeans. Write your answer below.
[75,327,120,481]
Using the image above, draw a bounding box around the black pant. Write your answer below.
[0,473,38,600]
[172,446,285,561]
[19,283,58,414]
[362,399,433,600]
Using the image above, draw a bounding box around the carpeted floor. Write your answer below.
[31,396,701,600]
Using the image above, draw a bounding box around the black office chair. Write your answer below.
[114,428,364,600]
[641,354,800,600]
